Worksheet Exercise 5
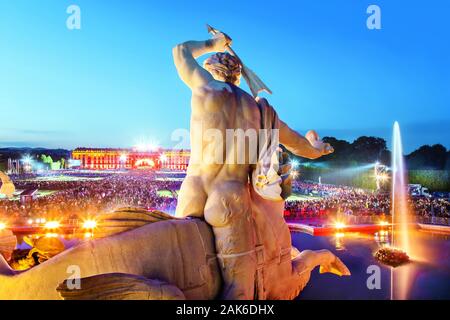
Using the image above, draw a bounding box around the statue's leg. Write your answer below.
[175,175,207,218]
[204,181,256,300]
[57,273,186,300]
[278,249,351,299]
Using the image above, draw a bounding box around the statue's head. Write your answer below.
[203,52,241,86]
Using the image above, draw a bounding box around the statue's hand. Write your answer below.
[305,130,334,158]
[317,249,351,276]
[212,32,232,52]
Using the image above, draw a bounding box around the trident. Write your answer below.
[206,24,272,98]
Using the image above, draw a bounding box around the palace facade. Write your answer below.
[71,148,190,171]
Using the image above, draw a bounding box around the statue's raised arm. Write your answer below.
[172,33,231,90]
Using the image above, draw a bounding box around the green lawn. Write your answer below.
[0,189,57,201]
[157,190,176,198]
[286,193,322,201]
[23,175,104,182]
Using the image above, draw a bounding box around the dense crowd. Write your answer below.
[413,197,450,219]
[1,173,449,225]
[0,172,181,223]
[285,181,450,221]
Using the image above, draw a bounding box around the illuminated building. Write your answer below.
[71,148,190,170]
[7,159,21,174]
[7,158,30,174]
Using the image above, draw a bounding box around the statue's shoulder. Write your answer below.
[255,96,277,115]
[193,80,234,97]
[192,81,257,112]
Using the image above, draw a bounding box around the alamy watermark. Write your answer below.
[367,5,382,30]
[366,265,382,290]
[66,265,81,289]
[170,123,280,166]
[66,5,81,30]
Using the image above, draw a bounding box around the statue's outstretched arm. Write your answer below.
[279,120,334,159]
[172,33,230,90]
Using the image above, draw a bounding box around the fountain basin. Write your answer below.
[292,230,450,300]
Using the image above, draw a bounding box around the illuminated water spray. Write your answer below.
[391,121,411,253]
[390,121,414,300]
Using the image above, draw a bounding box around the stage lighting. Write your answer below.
[119,154,128,162]
[82,220,97,230]
[159,154,168,162]
[44,221,60,229]
[335,222,346,229]
[22,155,32,164]
[291,160,299,168]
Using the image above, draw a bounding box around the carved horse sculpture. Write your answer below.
[0,205,350,300]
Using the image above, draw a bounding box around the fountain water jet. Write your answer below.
[390,121,415,300]
[391,121,411,254]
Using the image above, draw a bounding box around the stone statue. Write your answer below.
[0,208,349,300]
[0,171,15,199]
[9,236,66,270]
[172,28,340,299]
[0,229,16,262]
[0,27,351,300]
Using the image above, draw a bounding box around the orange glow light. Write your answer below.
[44,221,60,229]
[335,222,346,229]
[82,220,97,229]
[45,233,58,238]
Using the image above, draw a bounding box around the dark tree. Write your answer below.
[321,137,352,164]
[446,151,450,170]
[350,136,387,164]
[407,144,447,170]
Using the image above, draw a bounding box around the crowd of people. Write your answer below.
[1,172,449,226]
[0,171,181,224]
[285,181,450,222]
[413,197,450,219]
[285,182,389,218]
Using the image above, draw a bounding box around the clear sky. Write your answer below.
[0,0,449,153]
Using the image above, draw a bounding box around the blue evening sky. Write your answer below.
[0,0,449,153]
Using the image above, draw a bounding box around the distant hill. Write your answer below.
[0,148,71,166]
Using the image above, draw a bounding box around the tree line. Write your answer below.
[296,136,450,170]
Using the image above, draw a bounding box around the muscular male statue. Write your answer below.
[173,32,333,299]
